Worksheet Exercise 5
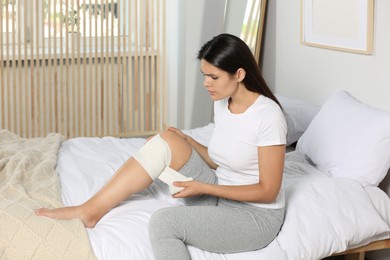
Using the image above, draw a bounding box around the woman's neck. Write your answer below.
[228,89,260,114]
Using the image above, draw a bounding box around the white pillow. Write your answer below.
[296,89,390,187]
[279,154,390,259]
[275,94,320,146]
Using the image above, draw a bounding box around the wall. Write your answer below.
[166,0,225,130]
[262,1,390,259]
[166,0,251,130]
[262,0,390,114]
[224,0,247,36]
[165,0,181,129]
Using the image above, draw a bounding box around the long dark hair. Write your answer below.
[197,33,281,108]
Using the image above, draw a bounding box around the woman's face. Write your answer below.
[200,59,240,101]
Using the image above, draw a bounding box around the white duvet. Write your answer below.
[56,124,390,260]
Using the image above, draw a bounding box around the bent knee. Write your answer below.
[149,208,173,225]
[149,208,177,237]
[159,130,192,170]
[158,130,187,146]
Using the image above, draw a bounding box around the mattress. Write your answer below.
[56,124,390,260]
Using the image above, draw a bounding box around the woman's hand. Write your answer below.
[168,127,187,140]
[172,180,206,198]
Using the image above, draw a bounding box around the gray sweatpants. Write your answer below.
[148,149,285,260]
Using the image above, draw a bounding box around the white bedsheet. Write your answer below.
[56,124,390,260]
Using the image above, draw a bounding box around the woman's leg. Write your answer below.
[148,201,284,260]
[35,130,193,228]
[175,148,218,206]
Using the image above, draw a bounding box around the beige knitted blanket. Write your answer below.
[0,130,96,260]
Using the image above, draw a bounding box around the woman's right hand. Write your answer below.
[169,126,218,170]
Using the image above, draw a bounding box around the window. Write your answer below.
[1,0,20,45]
[2,0,157,54]
[1,0,166,138]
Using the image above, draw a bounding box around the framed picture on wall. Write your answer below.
[301,0,374,55]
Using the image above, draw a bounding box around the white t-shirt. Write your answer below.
[208,95,287,209]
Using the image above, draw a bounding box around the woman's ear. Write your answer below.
[236,68,246,82]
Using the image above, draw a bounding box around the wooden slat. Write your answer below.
[11,2,16,134]
[35,1,42,137]
[59,0,65,137]
[333,239,390,256]
[97,0,103,136]
[126,0,134,133]
[93,0,99,136]
[22,8,27,136]
[87,0,93,136]
[5,2,10,133]
[103,0,108,136]
[53,0,59,135]
[161,0,167,131]
[111,0,117,135]
[16,1,21,135]
[145,0,151,131]
[344,253,365,260]
[30,1,35,138]
[0,5,4,131]
[116,0,123,134]
[43,0,54,135]
[134,0,140,132]
[1,0,166,139]
[79,0,86,137]
[149,0,155,131]
[76,0,82,137]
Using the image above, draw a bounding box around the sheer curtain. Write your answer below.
[1,0,166,138]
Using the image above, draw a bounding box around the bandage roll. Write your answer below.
[158,167,193,194]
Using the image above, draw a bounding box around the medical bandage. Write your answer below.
[133,134,192,194]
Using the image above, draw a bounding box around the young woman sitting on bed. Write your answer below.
[36,33,287,259]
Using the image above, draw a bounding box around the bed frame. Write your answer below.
[334,239,390,260]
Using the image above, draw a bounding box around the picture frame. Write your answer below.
[301,0,374,55]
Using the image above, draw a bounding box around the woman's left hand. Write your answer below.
[172,180,205,198]
[168,126,190,141]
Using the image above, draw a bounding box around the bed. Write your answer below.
[2,89,390,260]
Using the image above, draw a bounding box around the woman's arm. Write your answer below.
[168,127,218,170]
[174,145,285,204]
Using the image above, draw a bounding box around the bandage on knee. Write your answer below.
[133,134,192,194]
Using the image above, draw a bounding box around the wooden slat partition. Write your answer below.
[0,0,166,139]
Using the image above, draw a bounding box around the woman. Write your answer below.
[36,33,287,259]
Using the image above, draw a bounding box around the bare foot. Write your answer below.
[35,206,99,228]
